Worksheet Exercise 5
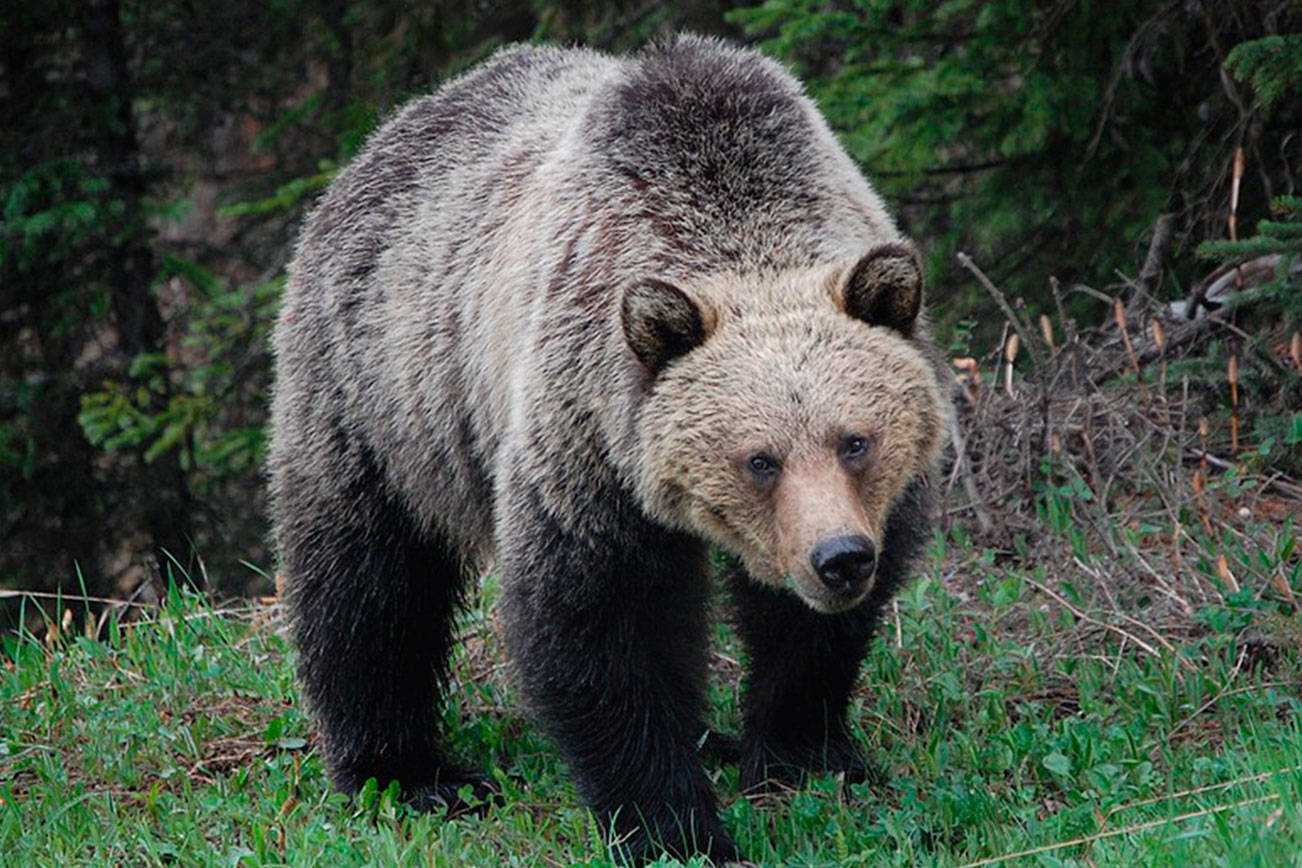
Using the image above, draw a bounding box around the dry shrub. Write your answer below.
[942,254,1301,651]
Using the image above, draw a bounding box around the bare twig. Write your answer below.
[957,251,1046,372]
[0,589,157,608]
[1137,213,1175,299]
[946,415,994,535]
[952,794,1279,868]
[1023,575,1166,662]
[1199,451,1302,500]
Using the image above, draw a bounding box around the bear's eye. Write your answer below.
[747,454,781,477]
[840,435,872,461]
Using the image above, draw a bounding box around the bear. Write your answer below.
[268,35,950,864]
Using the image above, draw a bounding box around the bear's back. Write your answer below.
[286,44,615,311]
[574,36,898,272]
[284,36,892,341]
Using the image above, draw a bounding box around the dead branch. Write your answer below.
[957,251,1047,373]
[1183,254,1283,319]
[1137,213,1175,300]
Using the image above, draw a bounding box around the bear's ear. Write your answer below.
[841,243,923,336]
[621,278,708,375]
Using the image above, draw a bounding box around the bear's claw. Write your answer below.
[739,735,883,796]
[616,816,742,866]
[401,769,500,817]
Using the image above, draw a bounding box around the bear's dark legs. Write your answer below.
[728,480,932,793]
[280,447,484,808]
[499,490,738,864]
[727,566,878,792]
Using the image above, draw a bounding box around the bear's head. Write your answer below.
[625,244,949,614]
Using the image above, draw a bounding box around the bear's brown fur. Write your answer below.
[269,35,950,863]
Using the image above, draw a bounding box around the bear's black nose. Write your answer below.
[810,535,877,596]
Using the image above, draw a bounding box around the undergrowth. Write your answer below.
[3,510,1300,867]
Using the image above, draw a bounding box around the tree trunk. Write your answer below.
[82,0,197,585]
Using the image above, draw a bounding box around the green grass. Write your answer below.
[3,532,1302,868]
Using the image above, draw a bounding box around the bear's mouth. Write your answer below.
[739,553,873,613]
[781,570,873,614]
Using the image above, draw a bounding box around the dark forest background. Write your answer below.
[2,0,1299,613]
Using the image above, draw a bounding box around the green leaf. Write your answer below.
[1042,752,1072,776]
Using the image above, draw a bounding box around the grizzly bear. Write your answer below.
[268,35,950,863]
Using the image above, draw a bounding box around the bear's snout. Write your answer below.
[810,533,878,598]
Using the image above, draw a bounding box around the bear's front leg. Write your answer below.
[726,563,879,794]
[276,450,492,812]
[499,488,740,864]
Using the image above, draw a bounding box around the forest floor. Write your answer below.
[2,506,1299,867]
